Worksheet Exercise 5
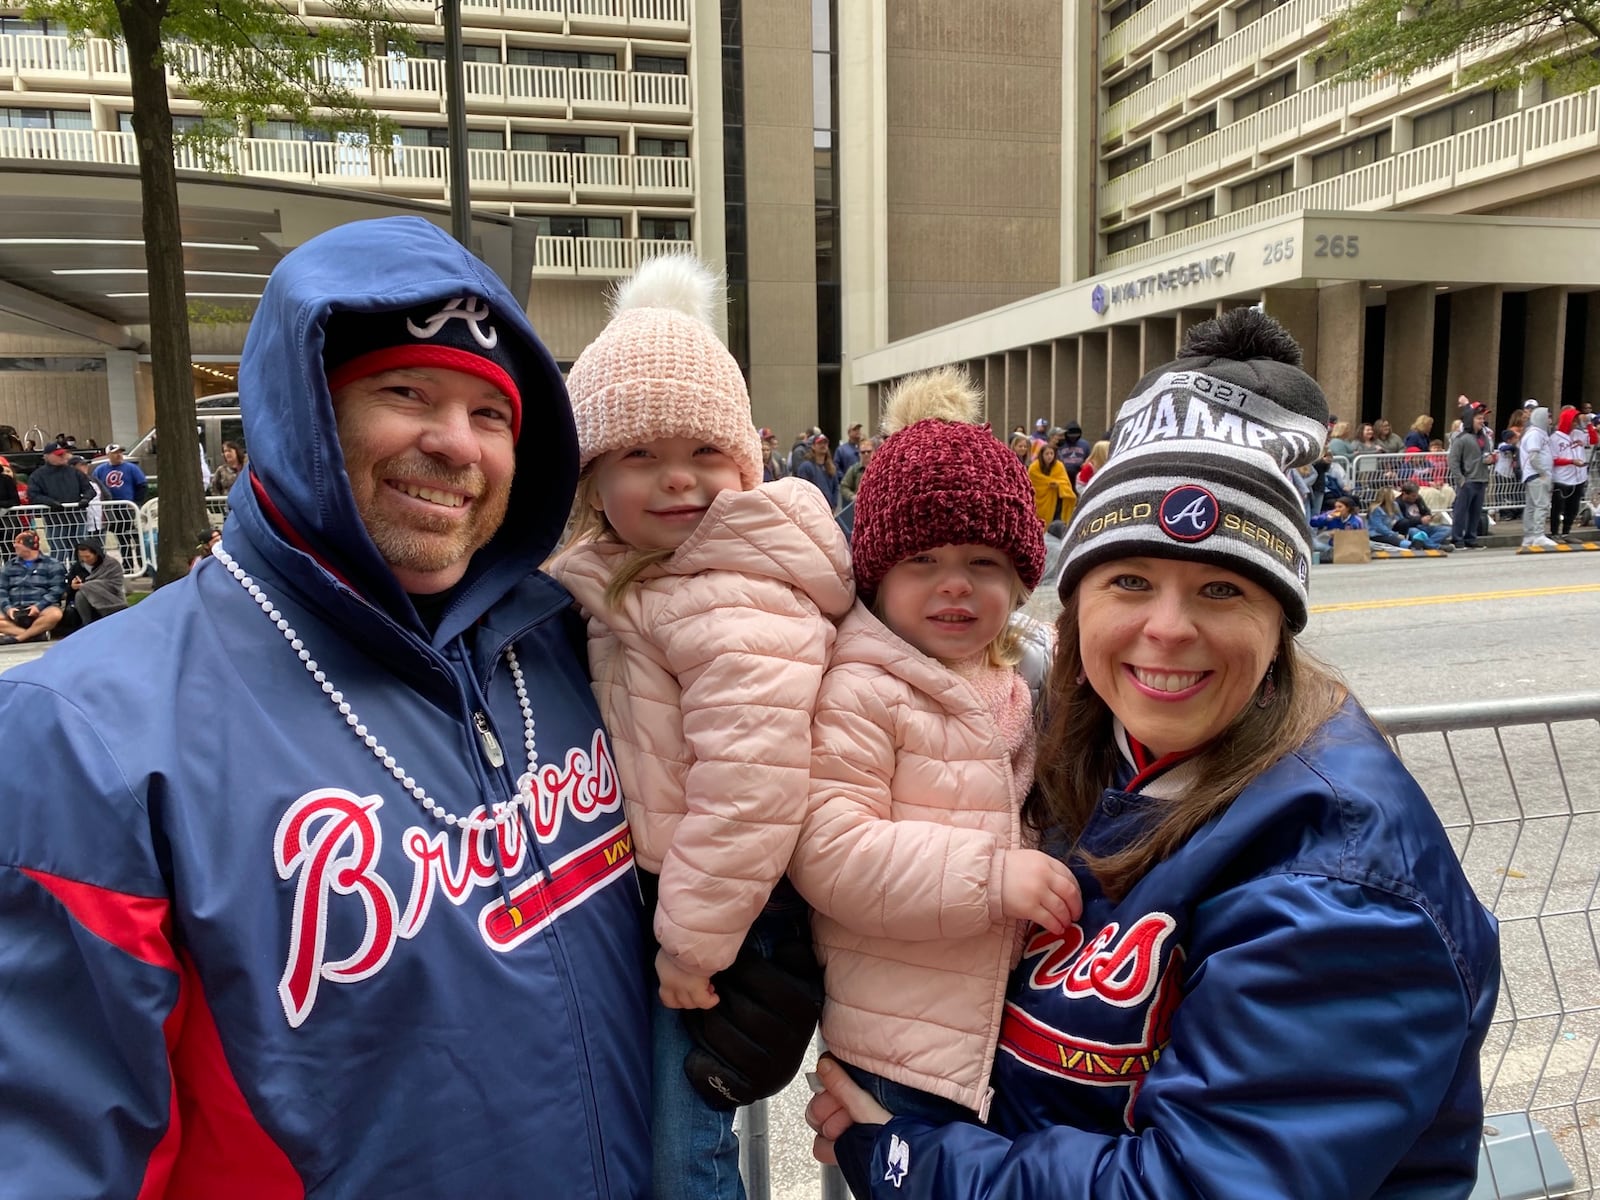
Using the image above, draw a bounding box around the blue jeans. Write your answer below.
[836,1059,975,1126]
[651,887,810,1200]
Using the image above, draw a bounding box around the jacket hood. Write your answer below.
[1557,406,1579,435]
[232,216,575,630]
[555,478,854,619]
[1529,407,1551,432]
[670,478,854,616]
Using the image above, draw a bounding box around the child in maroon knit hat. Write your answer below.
[789,366,1080,1123]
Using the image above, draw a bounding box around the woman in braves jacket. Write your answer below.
[807,308,1500,1200]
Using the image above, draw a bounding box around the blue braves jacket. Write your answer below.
[836,703,1500,1199]
[0,218,651,1198]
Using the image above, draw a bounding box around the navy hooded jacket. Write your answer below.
[835,703,1499,1200]
[0,217,651,1198]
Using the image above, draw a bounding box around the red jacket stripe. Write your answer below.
[21,868,179,974]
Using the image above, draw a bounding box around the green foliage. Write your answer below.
[26,0,416,161]
[186,299,254,325]
[1320,1,1600,94]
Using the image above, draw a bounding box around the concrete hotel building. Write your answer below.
[839,1,1600,438]
[0,0,841,449]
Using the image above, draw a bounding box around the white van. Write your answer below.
[116,392,243,485]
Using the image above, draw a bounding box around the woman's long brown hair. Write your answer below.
[1027,591,1348,901]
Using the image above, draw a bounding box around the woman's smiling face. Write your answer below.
[1076,556,1283,756]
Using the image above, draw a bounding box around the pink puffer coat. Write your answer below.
[791,604,1037,1117]
[551,478,854,976]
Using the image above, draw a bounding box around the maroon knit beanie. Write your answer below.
[851,367,1044,600]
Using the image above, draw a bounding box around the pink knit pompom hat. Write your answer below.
[566,255,762,489]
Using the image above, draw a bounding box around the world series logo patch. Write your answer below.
[1158,484,1220,543]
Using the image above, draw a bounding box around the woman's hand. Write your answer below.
[655,949,718,1010]
[806,1055,892,1165]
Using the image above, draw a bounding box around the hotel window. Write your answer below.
[1163,108,1216,151]
[1164,196,1214,232]
[1234,0,1289,27]
[1107,0,1155,30]
[398,126,504,150]
[1106,220,1151,253]
[1231,68,1297,120]
[535,215,624,239]
[413,41,500,63]
[1165,23,1217,69]
[1,106,91,129]
[512,131,620,155]
[640,218,691,241]
[1107,64,1153,104]
[1412,91,1513,147]
[1310,129,1392,181]
[1106,140,1152,179]
[1231,165,1293,208]
[0,16,66,35]
[1313,49,1349,81]
[638,137,689,157]
[119,112,208,134]
[635,55,688,75]
[506,48,617,71]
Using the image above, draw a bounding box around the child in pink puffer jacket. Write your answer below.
[549,254,853,1200]
[790,367,1082,1122]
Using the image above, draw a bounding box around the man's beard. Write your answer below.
[353,455,511,584]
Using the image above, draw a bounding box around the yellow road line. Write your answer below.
[1310,583,1600,615]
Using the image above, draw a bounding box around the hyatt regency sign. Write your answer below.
[1090,251,1237,316]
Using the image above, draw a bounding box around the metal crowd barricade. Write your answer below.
[1370,695,1598,1199]
[4,500,146,576]
[740,694,1600,1200]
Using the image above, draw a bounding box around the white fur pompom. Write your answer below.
[881,365,984,435]
[610,254,721,328]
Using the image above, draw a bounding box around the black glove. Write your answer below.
[680,937,824,1111]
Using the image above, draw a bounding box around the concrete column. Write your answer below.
[1007,349,1029,437]
[1028,345,1052,427]
[1445,286,1501,428]
[1583,301,1600,408]
[1108,324,1141,413]
[1078,331,1109,435]
[1523,287,1568,408]
[1382,285,1434,428]
[866,382,881,435]
[987,354,1007,432]
[1262,287,1320,378]
[1052,338,1080,427]
[1176,308,1212,348]
[1139,317,1176,375]
[1317,282,1364,429]
[105,350,141,449]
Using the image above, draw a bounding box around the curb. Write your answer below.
[1370,548,1452,560]
[1516,542,1600,555]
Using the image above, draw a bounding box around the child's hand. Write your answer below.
[1001,849,1083,934]
[656,949,719,1010]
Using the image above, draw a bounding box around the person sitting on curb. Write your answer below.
[1391,481,1454,551]
[58,537,129,635]
[0,530,67,644]
[1309,495,1366,562]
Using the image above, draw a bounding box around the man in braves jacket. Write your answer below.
[0,217,651,1198]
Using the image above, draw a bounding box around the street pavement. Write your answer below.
[4,547,1597,1198]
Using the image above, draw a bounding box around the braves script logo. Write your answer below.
[274,730,628,1027]
[1001,913,1185,1129]
[1158,484,1220,543]
[405,297,499,349]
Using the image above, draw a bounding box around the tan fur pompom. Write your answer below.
[880,365,984,435]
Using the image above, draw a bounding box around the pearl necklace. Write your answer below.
[212,542,536,833]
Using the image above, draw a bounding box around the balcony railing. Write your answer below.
[0,128,694,201]
[533,235,695,277]
[1098,36,1510,219]
[1101,0,1189,68]
[0,34,690,117]
[1096,87,1600,272]
[1100,0,1347,143]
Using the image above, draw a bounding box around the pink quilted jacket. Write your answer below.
[791,604,1037,1117]
[551,479,854,976]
